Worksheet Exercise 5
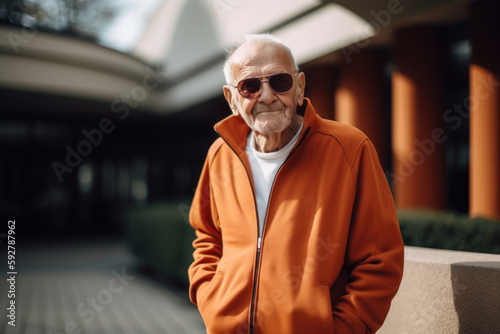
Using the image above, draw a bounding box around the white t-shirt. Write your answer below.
[245,123,303,237]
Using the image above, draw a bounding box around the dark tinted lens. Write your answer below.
[269,73,293,92]
[238,78,261,97]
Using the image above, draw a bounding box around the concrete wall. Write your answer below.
[379,246,500,334]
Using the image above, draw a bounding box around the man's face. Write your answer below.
[223,42,305,135]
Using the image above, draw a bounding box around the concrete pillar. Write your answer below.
[470,0,500,221]
[392,26,446,210]
[304,64,337,120]
[335,49,390,171]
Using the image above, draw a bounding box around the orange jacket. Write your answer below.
[188,99,404,334]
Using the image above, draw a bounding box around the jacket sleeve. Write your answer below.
[188,148,222,306]
[332,138,405,333]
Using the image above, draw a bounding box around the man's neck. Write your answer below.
[253,114,303,153]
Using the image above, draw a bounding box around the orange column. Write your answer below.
[392,26,446,210]
[335,49,389,171]
[304,64,337,120]
[470,0,500,221]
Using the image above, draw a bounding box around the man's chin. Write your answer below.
[252,119,290,135]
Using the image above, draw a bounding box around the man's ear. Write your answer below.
[223,86,239,116]
[296,72,306,107]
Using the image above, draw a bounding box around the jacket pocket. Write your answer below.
[198,273,224,320]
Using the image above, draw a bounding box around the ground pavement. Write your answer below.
[0,238,206,334]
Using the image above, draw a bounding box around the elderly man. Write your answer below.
[188,34,404,334]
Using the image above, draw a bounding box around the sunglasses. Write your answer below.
[229,73,295,99]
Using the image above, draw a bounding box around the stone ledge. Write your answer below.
[378,246,500,334]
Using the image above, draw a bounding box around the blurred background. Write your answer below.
[0,0,499,333]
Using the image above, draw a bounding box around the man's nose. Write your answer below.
[258,81,277,104]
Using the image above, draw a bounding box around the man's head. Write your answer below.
[222,34,306,135]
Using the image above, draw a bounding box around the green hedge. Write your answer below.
[126,200,194,285]
[397,210,500,254]
[127,203,500,287]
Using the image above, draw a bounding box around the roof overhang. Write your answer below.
[0,0,471,115]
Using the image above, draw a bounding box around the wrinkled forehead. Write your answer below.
[229,42,296,79]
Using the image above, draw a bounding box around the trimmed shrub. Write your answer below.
[127,203,500,287]
[397,210,500,254]
[126,200,194,285]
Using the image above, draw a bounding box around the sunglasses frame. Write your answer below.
[229,72,297,99]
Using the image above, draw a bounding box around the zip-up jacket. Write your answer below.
[188,99,405,334]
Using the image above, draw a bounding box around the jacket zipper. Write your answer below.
[248,164,282,334]
[248,236,262,334]
[214,131,262,334]
[216,127,310,334]
[249,128,310,334]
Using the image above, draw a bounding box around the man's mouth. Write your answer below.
[255,109,283,115]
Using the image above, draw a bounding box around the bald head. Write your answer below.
[221,34,306,142]
[223,34,298,85]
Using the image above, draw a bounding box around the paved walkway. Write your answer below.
[0,239,206,334]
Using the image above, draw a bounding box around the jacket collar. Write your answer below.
[214,98,321,155]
